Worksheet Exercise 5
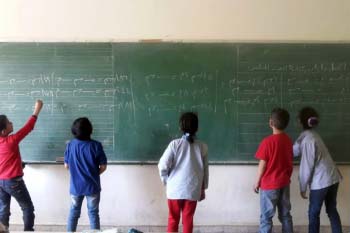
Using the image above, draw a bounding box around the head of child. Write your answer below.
[179,112,198,143]
[269,108,290,132]
[71,117,93,140]
[0,115,13,137]
[298,107,319,130]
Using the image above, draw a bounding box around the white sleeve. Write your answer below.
[158,141,175,185]
[293,134,303,157]
[299,141,316,193]
[293,142,301,157]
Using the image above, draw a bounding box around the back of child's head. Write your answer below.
[270,108,290,130]
[179,112,198,143]
[0,115,7,132]
[71,117,93,140]
[298,106,319,130]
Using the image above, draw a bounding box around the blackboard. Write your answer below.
[0,43,350,163]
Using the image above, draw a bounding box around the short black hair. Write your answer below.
[71,117,93,140]
[270,108,290,130]
[0,115,8,132]
[298,107,319,130]
[179,112,198,143]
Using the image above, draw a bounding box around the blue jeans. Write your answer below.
[0,177,35,231]
[67,193,101,232]
[309,183,342,233]
[260,185,293,233]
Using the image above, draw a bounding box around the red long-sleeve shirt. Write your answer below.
[0,116,37,179]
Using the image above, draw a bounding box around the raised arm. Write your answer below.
[12,100,43,143]
[33,100,43,117]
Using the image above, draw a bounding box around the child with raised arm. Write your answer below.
[158,112,209,233]
[64,117,107,232]
[293,107,342,233]
[254,108,294,233]
[0,100,43,231]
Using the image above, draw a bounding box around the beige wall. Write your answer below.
[0,0,349,227]
[8,165,350,226]
[0,0,350,42]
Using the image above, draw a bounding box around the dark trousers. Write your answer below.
[309,183,342,233]
[0,177,35,231]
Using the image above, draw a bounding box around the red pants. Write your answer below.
[167,199,197,233]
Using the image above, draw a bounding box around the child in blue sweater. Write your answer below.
[64,117,107,232]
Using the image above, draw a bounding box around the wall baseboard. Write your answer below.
[8,225,350,233]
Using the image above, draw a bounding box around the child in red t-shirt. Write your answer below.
[0,100,43,231]
[254,108,294,233]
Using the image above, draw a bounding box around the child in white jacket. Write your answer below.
[158,112,208,233]
[293,107,342,233]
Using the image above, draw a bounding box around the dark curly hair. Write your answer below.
[179,112,198,143]
[0,115,8,132]
[71,117,93,140]
[298,107,319,130]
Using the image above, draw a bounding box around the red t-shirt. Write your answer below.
[0,116,37,179]
[255,133,293,190]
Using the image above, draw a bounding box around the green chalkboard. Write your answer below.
[0,43,350,163]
